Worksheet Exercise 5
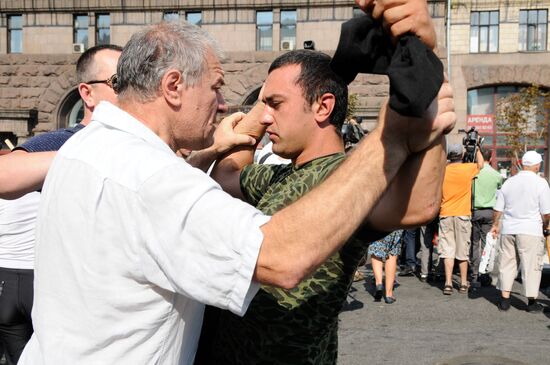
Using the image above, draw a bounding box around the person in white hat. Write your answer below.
[490,150,550,312]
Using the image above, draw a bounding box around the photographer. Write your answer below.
[438,142,484,295]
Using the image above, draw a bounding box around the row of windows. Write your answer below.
[470,9,548,53]
[6,9,297,53]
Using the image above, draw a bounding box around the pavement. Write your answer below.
[338,268,550,365]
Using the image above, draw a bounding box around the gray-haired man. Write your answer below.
[491,150,550,312]
[20,20,454,364]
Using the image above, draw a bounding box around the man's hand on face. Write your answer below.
[355,0,436,49]
[211,112,257,155]
[378,77,455,155]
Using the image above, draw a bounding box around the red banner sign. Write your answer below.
[466,114,494,133]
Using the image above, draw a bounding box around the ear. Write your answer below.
[312,93,336,124]
[161,69,184,108]
[78,83,95,109]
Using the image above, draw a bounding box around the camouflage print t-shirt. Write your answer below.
[206,153,372,365]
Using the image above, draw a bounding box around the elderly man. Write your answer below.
[0,45,121,365]
[19,19,454,365]
[491,151,550,312]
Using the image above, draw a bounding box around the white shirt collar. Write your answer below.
[91,101,174,155]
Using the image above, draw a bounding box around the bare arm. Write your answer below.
[367,80,453,230]
[185,111,258,173]
[367,137,446,230]
[490,210,503,238]
[210,101,267,198]
[255,95,456,288]
[356,0,436,49]
[0,150,56,199]
[475,148,485,170]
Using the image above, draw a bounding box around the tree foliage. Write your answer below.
[495,85,550,165]
[346,93,358,121]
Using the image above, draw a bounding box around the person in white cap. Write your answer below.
[490,150,550,312]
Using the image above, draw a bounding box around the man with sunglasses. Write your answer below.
[0,44,121,365]
[0,45,122,199]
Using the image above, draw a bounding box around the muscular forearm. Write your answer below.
[0,150,56,199]
[367,136,446,230]
[210,101,267,198]
[256,126,409,288]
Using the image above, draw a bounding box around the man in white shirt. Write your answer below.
[20,16,455,365]
[491,150,550,312]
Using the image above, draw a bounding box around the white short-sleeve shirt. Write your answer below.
[19,102,269,365]
[494,170,550,236]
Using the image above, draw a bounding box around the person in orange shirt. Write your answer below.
[439,143,484,295]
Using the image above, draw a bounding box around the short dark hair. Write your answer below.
[76,44,123,83]
[268,50,348,129]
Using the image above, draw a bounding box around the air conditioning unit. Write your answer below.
[281,40,295,51]
[72,43,85,53]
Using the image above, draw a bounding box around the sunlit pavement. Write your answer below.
[338,268,550,365]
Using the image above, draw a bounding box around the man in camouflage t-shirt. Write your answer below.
[197,50,367,365]
[196,48,408,364]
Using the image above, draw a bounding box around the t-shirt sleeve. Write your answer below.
[138,163,269,316]
[240,163,282,206]
[15,125,84,152]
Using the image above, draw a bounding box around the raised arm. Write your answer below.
[255,89,455,288]
[366,79,453,230]
[185,109,259,173]
[0,150,56,199]
[209,101,267,198]
[355,0,436,49]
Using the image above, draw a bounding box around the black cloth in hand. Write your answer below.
[330,14,443,117]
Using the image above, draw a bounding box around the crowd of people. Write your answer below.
[0,0,545,364]
[352,143,550,314]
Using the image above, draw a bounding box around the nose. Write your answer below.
[260,105,274,126]
[217,91,228,114]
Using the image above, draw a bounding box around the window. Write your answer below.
[186,12,202,26]
[73,14,89,49]
[280,10,296,50]
[163,12,179,22]
[8,15,23,53]
[96,14,110,45]
[256,11,273,51]
[467,85,548,175]
[470,11,499,53]
[519,9,547,51]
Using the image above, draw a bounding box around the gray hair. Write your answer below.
[115,21,223,102]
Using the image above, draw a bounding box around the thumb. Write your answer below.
[234,133,257,146]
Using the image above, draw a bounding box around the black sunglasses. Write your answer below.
[85,74,117,88]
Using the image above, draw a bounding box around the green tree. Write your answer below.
[346,93,358,121]
[495,85,550,168]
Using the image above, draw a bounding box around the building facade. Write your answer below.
[448,0,550,175]
[1,0,548,177]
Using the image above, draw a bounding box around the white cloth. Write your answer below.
[20,102,269,365]
[254,142,290,165]
[0,192,40,270]
[494,170,550,236]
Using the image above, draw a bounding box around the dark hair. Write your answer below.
[480,147,492,161]
[268,50,348,129]
[76,44,123,83]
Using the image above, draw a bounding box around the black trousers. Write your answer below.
[0,267,34,365]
